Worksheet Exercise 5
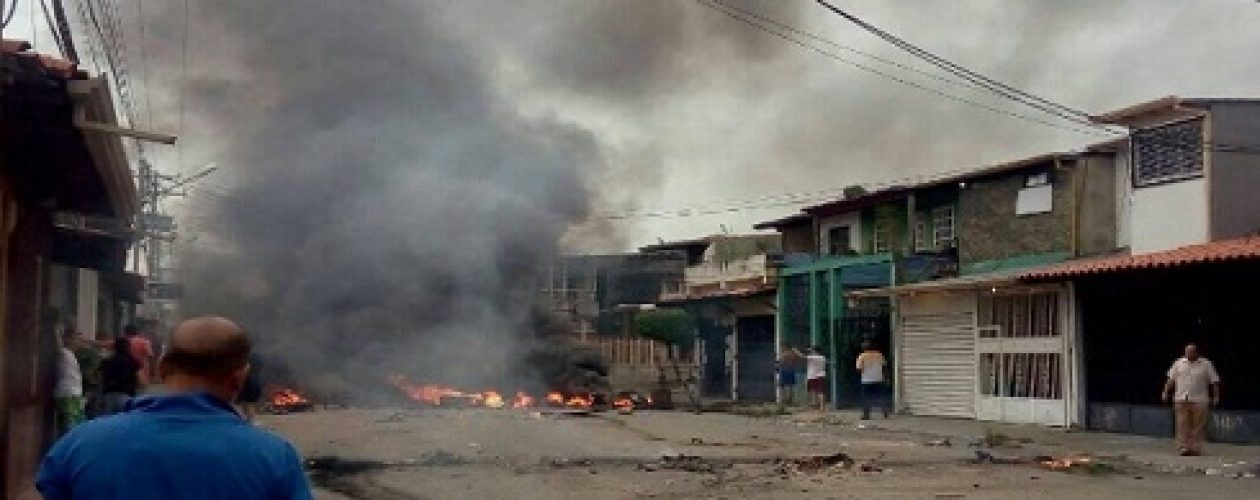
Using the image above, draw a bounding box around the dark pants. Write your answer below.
[860,382,891,419]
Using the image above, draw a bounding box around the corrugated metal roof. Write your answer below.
[2,38,83,79]
[1021,236,1260,280]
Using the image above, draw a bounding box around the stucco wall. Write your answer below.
[1130,177,1208,253]
[1208,101,1260,240]
[956,163,1073,266]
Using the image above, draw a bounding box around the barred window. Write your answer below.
[1132,118,1204,187]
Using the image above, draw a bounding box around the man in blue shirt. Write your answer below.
[36,316,313,500]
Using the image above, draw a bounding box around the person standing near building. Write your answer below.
[777,344,803,407]
[65,329,103,417]
[37,316,313,499]
[805,346,828,412]
[54,331,86,435]
[98,337,141,416]
[855,340,891,420]
[1162,343,1221,456]
[125,324,155,389]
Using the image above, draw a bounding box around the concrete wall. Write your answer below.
[956,162,1073,266]
[779,224,815,254]
[1129,177,1209,253]
[1208,101,1260,240]
[1076,154,1119,256]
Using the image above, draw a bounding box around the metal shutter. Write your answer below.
[902,312,975,418]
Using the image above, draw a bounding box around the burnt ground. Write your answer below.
[265,409,1257,499]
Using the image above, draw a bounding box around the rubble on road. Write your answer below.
[789,452,855,473]
[924,438,953,447]
[1037,455,1117,475]
[655,454,732,474]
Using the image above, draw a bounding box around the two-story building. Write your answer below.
[651,234,781,402]
[1015,97,1260,442]
[1,40,142,496]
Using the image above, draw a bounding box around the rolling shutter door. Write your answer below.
[902,311,975,418]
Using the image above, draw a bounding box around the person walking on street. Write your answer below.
[1162,343,1221,456]
[237,352,265,423]
[777,344,802,407]
[805,346,828,412]
[855,340,892,420]
[55,331,86,435]
[125,324,155,389]
[97,337,141,416]
[37,316,313,500]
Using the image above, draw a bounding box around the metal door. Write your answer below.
[735,316,776,402]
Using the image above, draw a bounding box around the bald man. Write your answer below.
[36,317,312,500]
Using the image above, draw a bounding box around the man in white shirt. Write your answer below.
[1162,343,1221,456]
[805,346,828,412]
[855,341,891,420]
[54,330,86,435]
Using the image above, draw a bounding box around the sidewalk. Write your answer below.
[787,409,1260,478]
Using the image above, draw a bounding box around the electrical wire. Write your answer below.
[2,0,20,29]
[814,0,1110,131]
[693,0,1112,138]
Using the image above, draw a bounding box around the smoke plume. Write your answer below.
[151,1,804,399]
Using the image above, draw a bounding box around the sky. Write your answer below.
[6,0,1260,253]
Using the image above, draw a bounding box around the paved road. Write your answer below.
[265,408,1257,499]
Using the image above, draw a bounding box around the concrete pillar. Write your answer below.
[75,268,98,336]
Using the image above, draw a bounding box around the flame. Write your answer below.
[387,375,463,405]
[566,394,593,408]
[613,397,634,411]
[545,392,565,406]
[271,387,309,406]
[483,391,505,409]
[511,392,534,408]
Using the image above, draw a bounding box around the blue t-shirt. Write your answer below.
[36,391,313,500]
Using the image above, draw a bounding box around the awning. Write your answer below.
[1022,236,1260,281]
[846,266,1035,298]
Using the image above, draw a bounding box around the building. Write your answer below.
[1,40,140,497]
[650,234,781,402]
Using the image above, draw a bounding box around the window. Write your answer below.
[979,292,1058,338]
[872,222,891,253]
[1015,184,1053,215]
[826,226,852,255]
[913,215,931,252]
[1025,172,1049,187]
[1133,118,1204,187]
[931,206,954,249]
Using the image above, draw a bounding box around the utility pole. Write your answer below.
[133,158,216,328]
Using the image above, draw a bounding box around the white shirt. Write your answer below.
[856,351,887,384]
[805,354,827,380]
[1167,357,1220,404]
[55,348,83,398]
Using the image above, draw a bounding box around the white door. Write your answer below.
[901,311,977,418]
[975,290,1069,426]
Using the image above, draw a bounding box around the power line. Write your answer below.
[177,0,189,170]
[814,0,1103,130]
[692,0,1112,138]
[2,0,19,29]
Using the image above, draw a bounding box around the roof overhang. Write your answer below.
[1090,96,1206,128]
[753,213,811,231]
[67,78,138,219]
[847,267,1037,298]
[1022,237,1260,281]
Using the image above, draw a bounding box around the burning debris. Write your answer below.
[266,387,313,414]
[385,374,601,411]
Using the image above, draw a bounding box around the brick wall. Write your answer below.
[957,165,1074,266]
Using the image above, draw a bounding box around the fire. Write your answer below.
[511,392,534,408]
[566,394,593,408]
[387,375,463,405]
[613,397,634,412]
[483,391,505,409]
[545,392,565,406]
[271,387,309,406]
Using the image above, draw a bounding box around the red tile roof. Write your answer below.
[2,38,83,79]
[1021,236,1260,280]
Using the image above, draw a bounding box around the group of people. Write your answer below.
[54,324,154,434]
[777,340,891,420]
[38,316,313,499]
